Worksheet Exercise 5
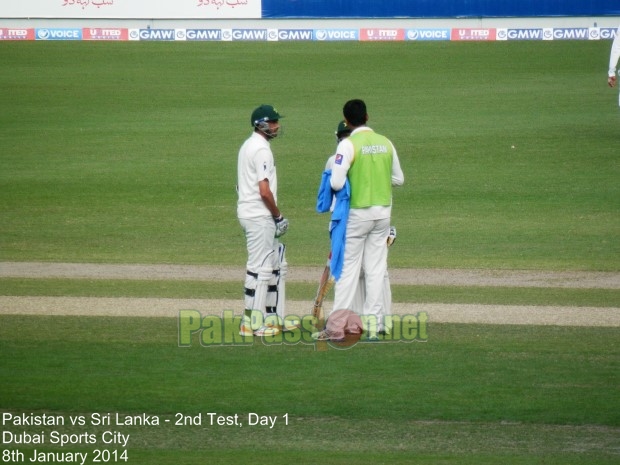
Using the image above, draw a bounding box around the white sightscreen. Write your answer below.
[0,0,262,19]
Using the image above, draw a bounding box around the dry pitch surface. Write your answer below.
[1,262,619,327]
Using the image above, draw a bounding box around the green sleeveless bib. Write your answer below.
[348,131,393,208]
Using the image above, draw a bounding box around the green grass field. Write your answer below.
[1,317,618,464]
[0,40,619,464]
[1,40,618,269]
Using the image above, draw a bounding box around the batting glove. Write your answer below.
[274,215,289,238]
[387,226,397,247]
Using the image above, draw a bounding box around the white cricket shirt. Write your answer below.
[237,132,278,219]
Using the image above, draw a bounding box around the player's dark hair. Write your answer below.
[343,99,367,127]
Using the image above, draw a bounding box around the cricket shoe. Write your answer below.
[281,319,301,332]
[311,330,344,343]
[253,325,281,337]
[239,324,254,337]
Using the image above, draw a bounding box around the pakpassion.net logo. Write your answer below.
[178,309,428,349]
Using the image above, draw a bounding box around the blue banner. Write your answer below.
[35,28,82,40]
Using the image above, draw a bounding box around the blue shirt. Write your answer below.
[316,169,350,280]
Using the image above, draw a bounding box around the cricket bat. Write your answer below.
[312,261,334,324]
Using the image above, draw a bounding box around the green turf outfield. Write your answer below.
[1,316,619,464]
[0,40,619,464]
[0,40,618,269]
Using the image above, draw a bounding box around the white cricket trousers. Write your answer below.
[239,216,278,272]
[239,216,280,315]
[332,216,390,323]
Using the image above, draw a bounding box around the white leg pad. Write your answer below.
[382,270,392,333]
[245,268,272,314]
[276,243,287,320]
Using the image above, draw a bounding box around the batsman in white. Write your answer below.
[608,25,620,106]
[236,104,289,337]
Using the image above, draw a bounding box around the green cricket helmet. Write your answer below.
[251,104,283,139]
[335,120,351,142]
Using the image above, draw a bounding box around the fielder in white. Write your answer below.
[237,104,289,337]
[315,99,404,341]
[608,25,620,106]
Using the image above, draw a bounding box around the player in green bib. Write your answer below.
[314,99,404,342]
[347,130,394,209]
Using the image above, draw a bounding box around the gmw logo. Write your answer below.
[553,28,589,40]
[599,28,618,40]
[186,29,221,40]
[508,29,543,40]
[138,29,175,40]
[278,29,313,41]
[232,29,267,40]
